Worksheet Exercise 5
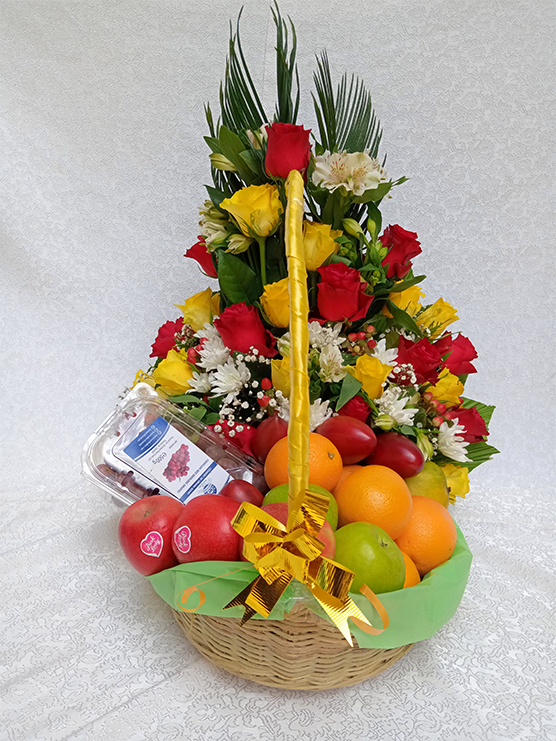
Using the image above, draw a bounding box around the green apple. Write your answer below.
[334,522,405,594]
[404,461,449,508]
[262,483,338,530]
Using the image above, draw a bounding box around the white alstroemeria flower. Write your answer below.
[276,397,334,431]
[195,326,230,371]
[312,151,388,196]
[371,338,399,365]
[437,419,470,463]
[375,386,418,427]
[319,345,347,383]
[308,321,345,350]
[209,358,251,402]
[187,371,212,394]
[277,331,291,357]
[246,124,269,150]
[199,200,230,250]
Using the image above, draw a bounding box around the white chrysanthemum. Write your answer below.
[209,358,251,402]
[308,321,345,349]
[312,151,388,196]
[437,420,470,463]
[196,329,230,371]
[371,338,399,365]
[319,345,347,383]
[375,386,418,426]
[187,371,212,394]
[276,397,334,431]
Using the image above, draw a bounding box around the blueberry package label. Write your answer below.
[115,416,231,503]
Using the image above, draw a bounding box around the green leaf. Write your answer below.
[384,299,422,337]
[204,136,222,154]
[366,202,382,235]
[205,185,227,209]
[460,398,496,429]
[218,126,255,183]
[217,251,262,305]
[462,441,500,472]
[329,254,353,266]
[272,2,300,124]
[187,407,207,421]
[240,149,261,174]
[382,275,426,294]
[336,373,362,410]
[167,394,209,406]
[204,412,221,425]
[458,374,469,386]
[352,182,393,204]
[398,425,417,438]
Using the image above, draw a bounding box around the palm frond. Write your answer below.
[272,2,300,124]
[217,10,268,133]
[312,52,382,156]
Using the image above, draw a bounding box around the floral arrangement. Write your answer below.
[134,6,498,505]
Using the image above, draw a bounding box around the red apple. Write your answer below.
[315,416,377,464]
[240,502,335,561]
[118,495,184,576]
[172,495,241,563]
[365,431,424,478]
[220,479,264,506]
[251,415,288,462]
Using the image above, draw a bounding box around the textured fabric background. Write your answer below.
[1,1,555,739]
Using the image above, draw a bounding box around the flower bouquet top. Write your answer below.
[136,5,498,502]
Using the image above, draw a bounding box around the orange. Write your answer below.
[400,551,421,588]
[264,433,343,491]
[334,465,413,540]
[395,496,457,577]
[332,464,362,496]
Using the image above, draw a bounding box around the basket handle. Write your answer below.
[284,170,310,529]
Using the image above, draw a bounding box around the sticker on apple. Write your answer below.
[174,525,192,554]
[140,531,164,558]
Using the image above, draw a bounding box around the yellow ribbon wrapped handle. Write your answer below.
[223,171,388,645]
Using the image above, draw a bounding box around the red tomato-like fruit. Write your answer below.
[365,431,424,478]
[240,502,335,561]
[219,479,264,506]
[252,415,288,463]
[118,495,184,576]
[172,495,241,563]
[315,415,377,464]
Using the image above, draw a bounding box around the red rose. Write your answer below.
[445,406,488,443]
[317,263,373,322]
[265,123,312,178]
[396,336,442,385]
[208,419,256,457]
[184,236,217,278]
[214,303,278,357]
[150,317,184,359]
[380,224,422,279]
[435,334,478,376]
[337,395,371,423]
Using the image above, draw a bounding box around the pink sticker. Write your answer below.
[140,531,164,558]
[174,525,192,554]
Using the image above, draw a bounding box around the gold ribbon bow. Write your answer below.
[223,493,388,645]
[223,171,389,645]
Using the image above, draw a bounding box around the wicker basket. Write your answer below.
[173,603,412,690]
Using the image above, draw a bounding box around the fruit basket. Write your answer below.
[83,5,497,690]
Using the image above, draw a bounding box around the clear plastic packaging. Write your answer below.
[82,383,267,507]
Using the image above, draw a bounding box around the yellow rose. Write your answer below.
[260,278,290,328]
[440,463,470,504]
[347,355,392,399]
[303,221,342,271]
[271,355,291,398]
[176,288,219,332]
[383,284,425,318]
[152,349,194,395]
[429,368,464,407]
[416,298,458,338]
[220,184,283,238]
